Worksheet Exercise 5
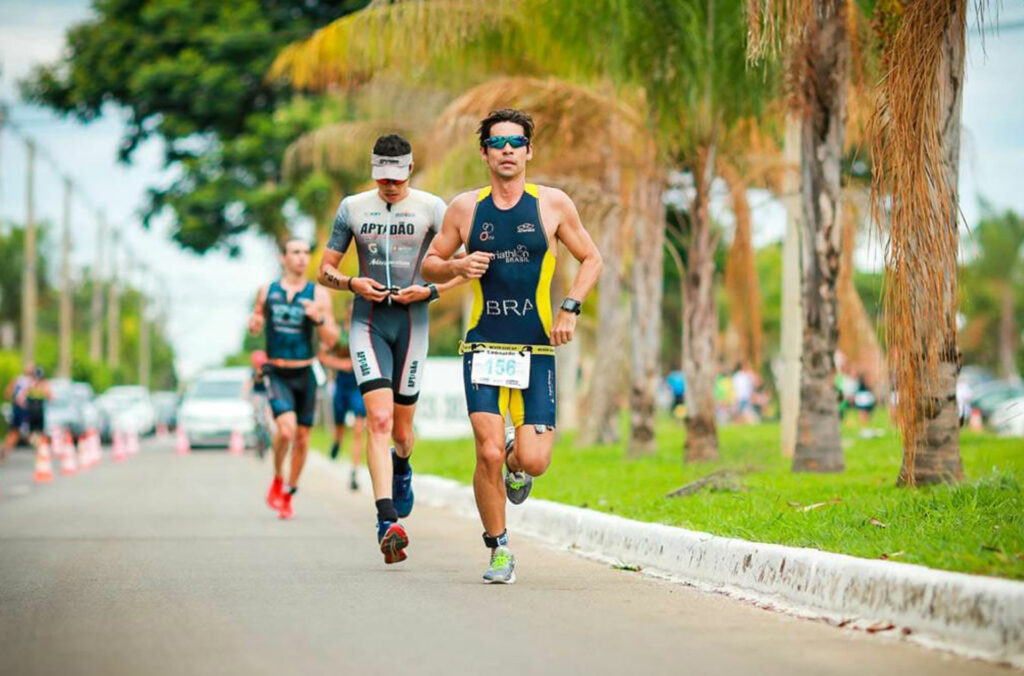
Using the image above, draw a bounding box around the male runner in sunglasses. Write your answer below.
[422,109,602,584]
[318,134,464,564]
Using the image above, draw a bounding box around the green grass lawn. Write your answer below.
[312,415,1024,580]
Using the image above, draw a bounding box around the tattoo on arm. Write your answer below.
[323,268,345,290]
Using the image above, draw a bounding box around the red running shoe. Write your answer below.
[278,492,294,520]
[267,477,284,510]
[378,521,409,564]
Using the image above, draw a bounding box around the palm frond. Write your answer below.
[269,0,527,91]
[721,160,763,369]
[869,0,966,476]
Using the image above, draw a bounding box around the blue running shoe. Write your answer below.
[377,520,409,564]
[392,448,414,518]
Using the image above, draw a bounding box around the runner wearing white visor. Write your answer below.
[318,134,465,564]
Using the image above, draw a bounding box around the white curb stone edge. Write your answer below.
[309,452,1024,668]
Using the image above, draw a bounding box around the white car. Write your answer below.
[989,396,1024,438]
[178,368,255,448]
[97,385,157,437]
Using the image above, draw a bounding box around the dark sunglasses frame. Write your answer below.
[375,178,408,185]
[483,135,530,149]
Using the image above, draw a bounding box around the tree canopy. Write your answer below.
[21,0,368,252]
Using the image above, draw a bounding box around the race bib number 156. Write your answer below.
[471,350,531,389]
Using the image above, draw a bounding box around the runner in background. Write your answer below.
[249,238,338,520]
[1,363,34,460]
[319,301,367,491]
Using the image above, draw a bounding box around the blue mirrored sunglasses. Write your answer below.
[483,135,530,149]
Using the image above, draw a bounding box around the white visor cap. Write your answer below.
[371,152,413,181]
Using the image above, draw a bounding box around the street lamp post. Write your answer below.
[59,177,73,379]
[21,139,38,363]
[90,211,106,363]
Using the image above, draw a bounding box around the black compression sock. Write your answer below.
[392,453,410,475]
[376,498,399,523]
[329,442,339,459]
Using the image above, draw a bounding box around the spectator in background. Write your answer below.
[732,362,757,424]
[2,363,34,459]
[955,377,973,428]
[666,370,685,418]
[715,365,735,423]
[24,366,52,448]
[852,371,877,424]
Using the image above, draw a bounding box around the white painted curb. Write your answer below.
[309,453,1024,668]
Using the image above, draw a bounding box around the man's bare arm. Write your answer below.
[546,188,603,346]
[423,193,494,282]
[247,284,268,336]
[318,248,349,291]
[552,190,602,302]
[318,346,351,371]
[314,285,339,348]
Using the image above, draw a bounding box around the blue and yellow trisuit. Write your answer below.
[461,183,557,428]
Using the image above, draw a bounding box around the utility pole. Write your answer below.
[779,115,803,458]
[59,177,73,379]
[0,104,6,216]
[89,210,106,362]
[21,139,38,363]
[106,227,120,369]
[138,266,150,389]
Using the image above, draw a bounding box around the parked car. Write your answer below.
[45,380,86,441]
[971,380,1024,422]
[959,365,994,390]
[177,368,255,448]
[71,382,102,434]
[990,397,1024,438]
[96,385,157,440]
[151,391,180,431]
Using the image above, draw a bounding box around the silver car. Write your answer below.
[177,368,255,449]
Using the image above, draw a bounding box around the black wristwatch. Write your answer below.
[427,283,440,303]
[560,298,582,315]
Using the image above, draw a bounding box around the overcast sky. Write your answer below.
[1,1,1022,381]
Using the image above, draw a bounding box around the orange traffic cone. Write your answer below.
[126,429,140,456]
[64,430,75,459]
[175,428,191,456]
[60,438,79,475]
[50,428,65,460]
[33,439,55,483]
[157,423,168,438]
[112,430,127,462]
[89,430,102,466]
[228,429,245,456]
[77,433,91,470]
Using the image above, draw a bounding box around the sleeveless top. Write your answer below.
[264,280,316,361]
[464,183,556,347]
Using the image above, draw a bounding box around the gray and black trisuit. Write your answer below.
[327,188,447,405]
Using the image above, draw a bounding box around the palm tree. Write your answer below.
[750,0,850,472]
[870,0,968,485]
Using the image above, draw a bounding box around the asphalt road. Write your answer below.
[0,438,1011,676]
